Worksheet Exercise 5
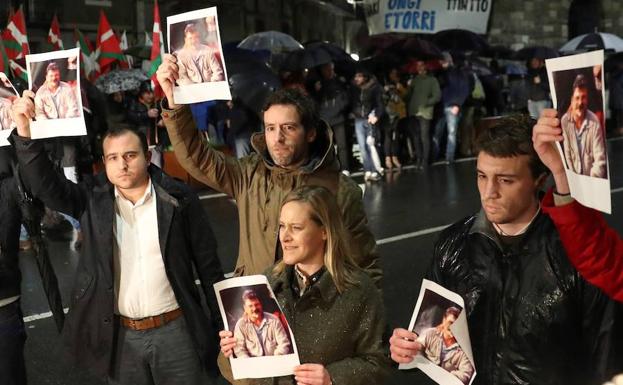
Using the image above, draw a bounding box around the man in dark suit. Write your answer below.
[11,91,224,385]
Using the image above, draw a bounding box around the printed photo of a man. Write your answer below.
[33,61,80,120]
[560,73,607,178]
[414,306,474,384]
[232,289,292,358]
[173,22,224,85]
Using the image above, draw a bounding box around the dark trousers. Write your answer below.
[0,300,27,385]
[332,121,350,171]
[383,118,400,158]
[408,117,432,166]
[108,316,207,385]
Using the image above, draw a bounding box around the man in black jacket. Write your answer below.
[349,70,385,181]
[0,148,26,385]
[390,115,620,384]
[11,91,224,385]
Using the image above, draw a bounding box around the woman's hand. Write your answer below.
[219,330,236,358]
[293,363,332,385]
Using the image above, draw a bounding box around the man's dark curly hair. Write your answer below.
[262,88,320,133]
[475,114,549,179]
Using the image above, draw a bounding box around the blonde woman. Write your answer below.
[219,185,388,385]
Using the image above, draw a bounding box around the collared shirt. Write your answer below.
[113,180,179,318]
[292,265,325,298]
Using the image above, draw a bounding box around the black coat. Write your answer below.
[428,210,621,385]
[0,174,21,301]
[12,135,224,377]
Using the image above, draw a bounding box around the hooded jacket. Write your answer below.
[161,104,381,286]
[427,209,621,385]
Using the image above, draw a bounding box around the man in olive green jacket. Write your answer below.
[405,60,441,169]
[156,54,381,286]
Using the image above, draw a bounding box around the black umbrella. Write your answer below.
[281,48,332,71]
[514,46,559,60]
[13,165,65,332]
[432,29,489,53]
[305,41,354,63]
[229,69,281,115]
[395,37,443,59]
[223,47,271,76]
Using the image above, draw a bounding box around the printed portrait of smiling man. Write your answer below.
[232,289,292,358]
[560,73,607,178]
[34,61,80,120]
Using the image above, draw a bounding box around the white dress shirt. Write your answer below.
[113,180,179,318]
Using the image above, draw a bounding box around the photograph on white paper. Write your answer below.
[214,275,299,380]
[546,50,611,213]
[0,72,19,146]
[167,6,231,104]
[399,279,476,385]
[26,47,86,139]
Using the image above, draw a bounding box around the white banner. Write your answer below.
[363,0,492,35]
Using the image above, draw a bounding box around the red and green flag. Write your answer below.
[96,10,125,74]
[75,28,99,80]
[47,14,64,50]
[149,0,165,98]
[2,7,29,60]
[0,39,10,75]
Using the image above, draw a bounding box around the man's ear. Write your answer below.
[306,128,317,143]
[145,149,152,165]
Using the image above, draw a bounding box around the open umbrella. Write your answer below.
[395,37,443,59]
[432,29,489,53]
[514,46,559,60]
[560,32,623,54]
[305,41,353,63]
[223,47,271,76]
[238,31,304,54]
[229,69,281,116]
[95,69,148,94]
[281,48,332,71]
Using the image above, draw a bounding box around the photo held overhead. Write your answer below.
[546,50,611,213]
[25,47,86,139]
[167,6,231,104]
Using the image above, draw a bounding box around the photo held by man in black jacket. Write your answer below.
[9,90,225,385]
[389,114,623,385]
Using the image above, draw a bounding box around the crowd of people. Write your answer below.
[1,44,623,385]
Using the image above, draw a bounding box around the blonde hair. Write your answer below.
[273,185,359,293]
